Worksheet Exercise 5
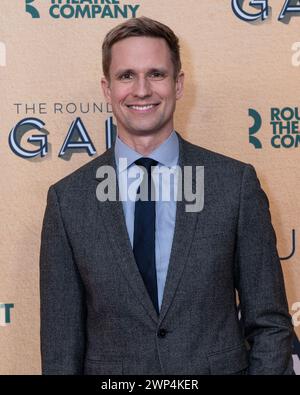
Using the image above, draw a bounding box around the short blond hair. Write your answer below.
[102,16,182,80]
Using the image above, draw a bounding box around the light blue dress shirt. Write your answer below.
[114,131,179,311]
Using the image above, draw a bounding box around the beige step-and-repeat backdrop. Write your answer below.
[0,0,300,374]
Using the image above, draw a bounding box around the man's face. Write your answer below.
[101,36,184,139]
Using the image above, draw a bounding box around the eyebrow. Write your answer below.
[147,68,168,75]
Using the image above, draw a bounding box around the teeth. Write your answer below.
[130,105,155,111]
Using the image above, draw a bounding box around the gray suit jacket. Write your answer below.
[40,132,294,375]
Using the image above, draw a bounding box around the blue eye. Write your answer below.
[149,71,165,79]
[120,73,133,80]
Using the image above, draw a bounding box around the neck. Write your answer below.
[117,129,173,156]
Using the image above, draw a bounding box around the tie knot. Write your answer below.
[135,158,158,172]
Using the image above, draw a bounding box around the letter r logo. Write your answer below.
[25,0,40,18]
[249,109,262,149]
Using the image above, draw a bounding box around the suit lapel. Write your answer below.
[95,148,159,324]
[94,134,201,325]
[158,134,200,324]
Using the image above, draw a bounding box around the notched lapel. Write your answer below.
[93,135,203,325]
[158,135,201,324]
[95,148,159,324]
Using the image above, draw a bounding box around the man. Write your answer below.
[40,16,294,375]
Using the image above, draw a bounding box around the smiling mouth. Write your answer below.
[126,104,159,111]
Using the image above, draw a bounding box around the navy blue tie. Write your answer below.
[133,158,159,314]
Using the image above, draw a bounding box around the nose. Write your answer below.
[133,75,152,98]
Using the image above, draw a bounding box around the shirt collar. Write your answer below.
[114,130,179,173]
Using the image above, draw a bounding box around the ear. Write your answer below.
[175,71,184,100]
[101,77,112,104]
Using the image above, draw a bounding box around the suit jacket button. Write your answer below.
[157,328,167,338]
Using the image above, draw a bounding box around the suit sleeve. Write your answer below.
[40,185,87,374]
[234,164,295,375]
